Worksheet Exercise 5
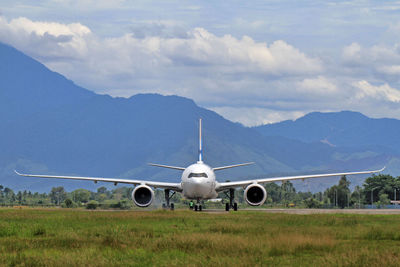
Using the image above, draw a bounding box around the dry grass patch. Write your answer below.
[1,209,400,266]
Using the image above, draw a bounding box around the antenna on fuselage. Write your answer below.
[198,118,203,163]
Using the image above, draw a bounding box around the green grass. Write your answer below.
[0,208,400,266]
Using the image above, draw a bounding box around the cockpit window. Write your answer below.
[188,172,208,178]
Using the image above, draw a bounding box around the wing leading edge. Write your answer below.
[14,170,182,191]
[215,167,385,192]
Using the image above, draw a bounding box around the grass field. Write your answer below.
[0,208,400,266]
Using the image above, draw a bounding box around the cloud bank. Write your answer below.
[1,15,400,126]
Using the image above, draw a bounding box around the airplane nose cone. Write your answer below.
[192,178,203,185]
[190,178,203,190]
[185,178,210,198]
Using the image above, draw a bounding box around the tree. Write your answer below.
[49,187,67,205]
[378,193,390,206]
[326,176,350,208]
[17,191,22,204]
[96,193,108,202]
[281,181,296,205]
[97,186,108,194]
[112,187,132,200]
[304,197,322,208]
[363,174,396,204]
[4,188,15,203]
[86,200,99,209]
[265,183,281,203]
[350,185,364,208]
[62,198,77,208]
[72,189,91,203]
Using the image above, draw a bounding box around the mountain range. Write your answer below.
[0,42,398,192]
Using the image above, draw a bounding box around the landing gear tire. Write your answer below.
[199,205,202,211]
[170,203,174,210]
[233,202,238,211]
[225,203,230,211]
[195,205,198,211]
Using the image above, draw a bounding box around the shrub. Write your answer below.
[114,200,132,210]
[304,197,322,208]
[62,198,77,208]
[86,200,99,210]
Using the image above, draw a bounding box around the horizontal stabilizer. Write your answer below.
[213,162,254,171]
[148,163,186,171]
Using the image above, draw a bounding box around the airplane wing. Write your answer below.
[14,170,182,192]
[215,167,385,192]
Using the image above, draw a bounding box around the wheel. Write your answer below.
[195,205,198,211]
[162,203,166,209]
[233,202,238,211]
[170,203,174,210]
[225,203,230,211]
[199,205,202,211]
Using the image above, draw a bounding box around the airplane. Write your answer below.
[15,119,384,211]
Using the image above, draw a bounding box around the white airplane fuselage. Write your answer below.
[181,161,218,200]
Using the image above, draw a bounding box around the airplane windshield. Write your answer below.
[188,173,208,178]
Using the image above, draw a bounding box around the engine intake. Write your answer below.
[132,185,154,207]
[244,183,267,206]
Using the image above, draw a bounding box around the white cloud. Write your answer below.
[0,16,323,95]
[342,42,361,62]
[6,17,90,37]
[341,42,400,87]
[343,42,400,68]
[352,80,400,103]
[209,106,306,126]
[2,13,400,126]
[51,0,127,10]
[0,16,91,59]
[377,65,400,75]
[0,17,322,73]
[297,76,338,95]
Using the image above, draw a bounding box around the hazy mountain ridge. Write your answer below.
[0,42,395,192]
[255,111,400,154]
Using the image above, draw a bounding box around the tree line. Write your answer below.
[262,174,400,208]
[0,186,135,209]
[0,174,398,209]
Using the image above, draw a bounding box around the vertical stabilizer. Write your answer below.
[198,118,203,162]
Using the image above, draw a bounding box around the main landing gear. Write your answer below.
[162,189,175,210]
[224,188,238,211]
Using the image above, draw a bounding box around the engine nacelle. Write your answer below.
[132,185,154,207]
[244,183,267,206]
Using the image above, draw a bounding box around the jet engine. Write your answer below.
[244,183,267,206]
[132,185,154,207]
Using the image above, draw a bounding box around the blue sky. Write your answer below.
[1,0,400,125]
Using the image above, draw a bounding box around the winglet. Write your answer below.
[14,170,22,176]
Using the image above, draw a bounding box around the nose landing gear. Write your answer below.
[194,204,202,211]
[193,199,202,211]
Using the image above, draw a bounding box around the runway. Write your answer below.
[205,208,400,214]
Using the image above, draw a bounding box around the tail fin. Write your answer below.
[198,118,203,162]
